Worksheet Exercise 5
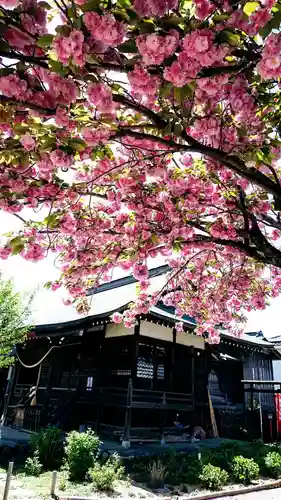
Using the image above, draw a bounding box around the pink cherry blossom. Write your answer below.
[136,31,178,66]
[20,134,35,151]
[50,150,73,168]
[112,312,123,323]
[132,263,149,281]
[84,12,125,47]
[133,0,178,17]
[1,0,281,344]
[1,0,19,8]
[22,243,46,262]
[53,30,85,67]
[87,83,113,112]
[0,247,11,259]
[128,65,160,97]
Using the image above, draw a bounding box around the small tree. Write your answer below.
[0,278,32,368]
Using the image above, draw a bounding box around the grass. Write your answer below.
[0,468,95,499]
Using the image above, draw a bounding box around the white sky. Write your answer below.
[0,210,280,336]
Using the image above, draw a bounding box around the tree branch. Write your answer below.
[0,50,48,69]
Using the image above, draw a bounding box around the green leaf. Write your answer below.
[68,138,87,151]
[174,87,182,103]
[162,15,183,26]
[160,83,173,98]
[44,213,62,229]
[259,10,281,37]
[174,122,183,136]
[9,237,25,255]
[118,0,132,7]
[213,13,230,22]
[55,25,71,36]
[48,59,67,76]
[126,8,139,21]
[38,1,52,9]
[80,0,101,12]
[137,20,155,33]
[37,34,54,48]
[0,67,14,77]
[118,39,138,53]
[68,7,76,18]
[243,1,259,16]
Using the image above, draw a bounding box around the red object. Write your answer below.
[27,331,36,339]
[275,394,281,435]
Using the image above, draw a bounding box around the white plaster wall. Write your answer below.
[273,360,281,381]
[105,323,134,338]
[140,320,173,342]
[176,330,205,350]
[106,319,205,349]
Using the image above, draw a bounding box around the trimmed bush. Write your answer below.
[64,429,101,481]
[31,426,63,470]
[89,454,124,491]
[232,456,259,484]
[199,463,229,491]
[264,451,281,478]
[24,451,43,476]
[202,440,249,472]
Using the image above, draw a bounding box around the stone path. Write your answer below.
[220,486,281,499]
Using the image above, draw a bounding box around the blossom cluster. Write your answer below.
[0,0,280,342]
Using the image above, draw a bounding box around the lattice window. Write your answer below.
[137,357,154,379]
[116,370,131,376]
[86,376,93,391]
[208,370,223,397]
[157,364,165,380]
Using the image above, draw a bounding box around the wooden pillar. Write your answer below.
[250,383,254,411]
[1,362,17,425]
[122,378,132,448]
[170,328,176,391]
[31,362,42,406]
[132,321,140,385]
[160,392,167,445]
[97,325,106,386]
[191,347,195,407]
[42,362,53,411]
[95,387,102,435]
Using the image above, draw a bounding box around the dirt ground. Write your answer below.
[0,469,279,500]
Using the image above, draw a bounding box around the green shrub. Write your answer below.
[264,451,281,478]
[89,454,124,491]
[24,451,43,476]
[199,464,229,491]
[129,451,202,486]
[165,453,202,485]
[249,440,270,470]
[232,456,259,484]
[147,459,167,489]
[31,426,63,470]
[202,440,249,472]
[58,471,68,491]
[64,429,101,481]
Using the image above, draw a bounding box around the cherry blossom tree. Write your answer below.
[1,0,281,341]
